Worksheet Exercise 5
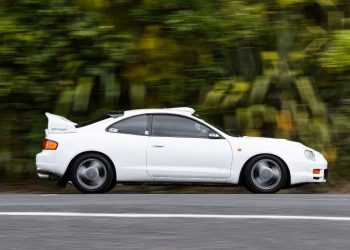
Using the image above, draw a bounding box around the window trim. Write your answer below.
[106,114,151,136]
[149,114,224,139]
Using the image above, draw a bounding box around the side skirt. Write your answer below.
[119,181,238,187]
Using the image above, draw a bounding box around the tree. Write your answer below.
[0,0,132,175]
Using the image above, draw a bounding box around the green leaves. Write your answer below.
[163,1,266,47]
[0,0,133,172]
[319,30,350,72]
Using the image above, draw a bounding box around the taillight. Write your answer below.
[42,139,58,150]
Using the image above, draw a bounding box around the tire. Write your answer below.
[70,153,115,193]
[105,181,117,193]
[244,155,288,194]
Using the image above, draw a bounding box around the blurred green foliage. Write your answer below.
[0,0,350,188]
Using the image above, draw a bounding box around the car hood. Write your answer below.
[229,136,308,149]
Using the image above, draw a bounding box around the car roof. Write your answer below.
[123,107,195,117]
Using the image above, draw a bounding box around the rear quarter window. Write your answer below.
[107,115,149,136]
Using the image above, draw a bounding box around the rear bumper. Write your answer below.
[36,150,64,178]
[37,172,50,180]
[37,171,60,180]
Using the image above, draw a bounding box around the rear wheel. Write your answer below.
[71,153,115,193]
[244,155,288,193]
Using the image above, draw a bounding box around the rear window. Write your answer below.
[76,113,123,128]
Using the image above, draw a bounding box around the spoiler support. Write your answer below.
[45,112,77,134]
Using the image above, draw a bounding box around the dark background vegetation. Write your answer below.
[0,0,350,192]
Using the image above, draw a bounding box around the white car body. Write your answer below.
[36,107,327,192]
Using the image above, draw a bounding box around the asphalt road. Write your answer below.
[0,194,349,250]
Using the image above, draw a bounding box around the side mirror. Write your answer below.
[208,133,220,139]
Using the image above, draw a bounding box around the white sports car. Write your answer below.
[36,107,328,193]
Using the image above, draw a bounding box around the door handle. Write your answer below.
[152,145,164,148]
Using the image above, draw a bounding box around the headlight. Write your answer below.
[304,150,315,161]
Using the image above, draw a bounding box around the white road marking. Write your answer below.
[0,212,349,221]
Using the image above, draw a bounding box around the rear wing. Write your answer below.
[45,112,77,134]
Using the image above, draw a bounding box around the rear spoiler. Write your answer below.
[45,112,77,134]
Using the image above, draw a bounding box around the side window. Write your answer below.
[108,115,148,136]
[152,115,214,138]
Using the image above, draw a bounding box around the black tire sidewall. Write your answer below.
[244,155,288,194]
[71,153,115,193]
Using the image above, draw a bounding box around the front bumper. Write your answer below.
[307,153,328,183]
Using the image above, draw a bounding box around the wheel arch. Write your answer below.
[63,151,116,182]
[238,153,291,188]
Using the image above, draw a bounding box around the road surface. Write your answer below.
[0,194,349,249]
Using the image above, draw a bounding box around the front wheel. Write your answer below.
[244,155,288,193]
[71,153,115,193]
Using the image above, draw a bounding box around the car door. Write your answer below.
[106,114,152,181]
[147,114,233,179]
